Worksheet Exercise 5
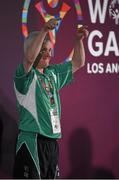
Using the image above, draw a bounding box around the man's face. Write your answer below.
[37,40,53,69]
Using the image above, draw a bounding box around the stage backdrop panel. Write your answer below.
[0,0,119,178]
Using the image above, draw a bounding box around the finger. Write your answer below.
[84,30,89,37]
[54,20,58,26]
[80,30,89,37]
[49,23,57,30]
[47,24,55,30]
[77,29,89,39]
[77,24,88,28]
[82,25,88,29]
[47,18,62,29]
[77,28,88,35]
[77,25,88,31]
[54,18,62,26]
[55,17,62,21]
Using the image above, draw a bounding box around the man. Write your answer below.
[13,18,88,179]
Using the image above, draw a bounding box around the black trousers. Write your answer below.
[13,134,59,179]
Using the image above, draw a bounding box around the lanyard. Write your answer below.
[37,74,55,105]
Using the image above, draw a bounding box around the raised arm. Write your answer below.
[23,18,60,73]
[71,26,89,73]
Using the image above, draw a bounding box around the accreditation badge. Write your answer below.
[50,108,61,134]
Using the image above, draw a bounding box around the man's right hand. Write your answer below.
[43,18,61,31]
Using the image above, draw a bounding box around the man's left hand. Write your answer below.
[76,25,89,40]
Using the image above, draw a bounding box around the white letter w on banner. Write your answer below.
[88,0,109,23]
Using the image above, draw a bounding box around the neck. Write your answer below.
[37,67,44,74]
